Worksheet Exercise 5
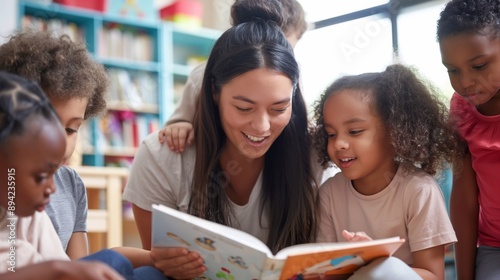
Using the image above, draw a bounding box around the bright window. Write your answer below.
[295,14,393,108]
[397,1,454,101]
[298,0,390,22]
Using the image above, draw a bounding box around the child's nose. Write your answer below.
[334,137,349,150]
[46,176,56,195]
[458,72,475,89]
[251,112,270,133]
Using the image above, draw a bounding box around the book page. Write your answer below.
[275,237,404,280]
[152,204,273,279]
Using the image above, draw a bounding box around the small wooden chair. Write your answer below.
[72,166,128,253]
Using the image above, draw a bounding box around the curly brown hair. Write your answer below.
[0,30,108,119]
[311,64,465,175]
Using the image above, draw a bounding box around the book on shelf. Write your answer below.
[100,112,159,152]
[22,15,85,43]
[99,24,154,62]
[152,204,405,280]
[107,68,159,110]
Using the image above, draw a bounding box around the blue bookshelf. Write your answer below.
[18,0,220,166]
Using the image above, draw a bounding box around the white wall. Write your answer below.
[295,14,394,108]
[0,0,18,45]
[397,0,453,100]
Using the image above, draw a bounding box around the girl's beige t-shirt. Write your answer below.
[317,165,457,265]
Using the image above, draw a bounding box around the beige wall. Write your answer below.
[201,0,233,30]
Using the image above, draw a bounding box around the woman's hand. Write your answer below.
[150,247,206,279]
[342,230,373,242]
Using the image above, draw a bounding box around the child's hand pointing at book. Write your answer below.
[342,230,373,242]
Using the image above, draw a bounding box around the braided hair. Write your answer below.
[0,71,60,144]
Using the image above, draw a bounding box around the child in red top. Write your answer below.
[437,0,500,279]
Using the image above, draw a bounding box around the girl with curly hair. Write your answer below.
[311,64,464,280]
[437,0,500,279]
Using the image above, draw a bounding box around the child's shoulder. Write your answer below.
[400,166,435,182]
[54,165,83,188]
[318,171,349,192]
[140,131,197,169]
[399,167,441,195]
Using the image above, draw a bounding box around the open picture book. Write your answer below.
[152,204,405,280]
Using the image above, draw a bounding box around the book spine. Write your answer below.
[260,258,286,280]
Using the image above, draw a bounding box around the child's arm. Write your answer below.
[411,245,446,280]
[450,152,479,280]
[0,260,124,280]
[158,63,205,152]
[111,247,153,268]
[66,232,89,260]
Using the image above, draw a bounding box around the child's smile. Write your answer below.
[323,89,397,194]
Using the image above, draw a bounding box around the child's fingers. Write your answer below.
[342,230,372,241]
[342,230,355,240]
[164,128,176,151]
[177,129,188,152]
[171,128,181,152]
[187,130,195,145]
[163,122,193,153]
[158,129,166,143]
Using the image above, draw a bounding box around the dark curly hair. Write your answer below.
[437,0,500,42]
[0,30,108,119]
[311,64,465,175]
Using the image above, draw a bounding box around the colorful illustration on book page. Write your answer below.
[166,232,190,246]
[279,240,403,280]
[228,256,247,269]
[300,254,365,278]
[285,254,364,280]
[195,237,217,251]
